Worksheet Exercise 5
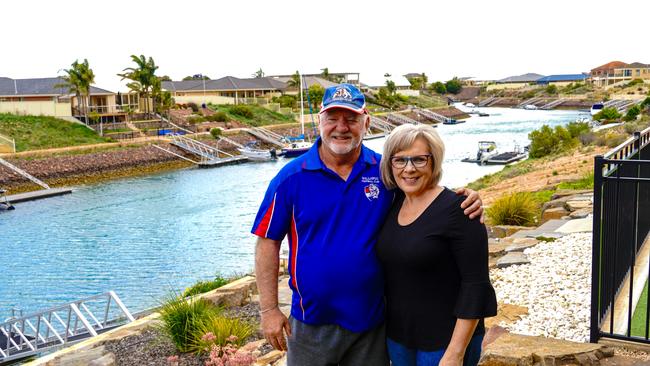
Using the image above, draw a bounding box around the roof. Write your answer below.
[625,62,650,68]
[536,74,589,83]
[162,76,288,92]
[271,76,337,89]
[403,73,424,79]
[591,61,628,72]
[0,77,113,96]
[497,73,545,83]
[362,74,412,88]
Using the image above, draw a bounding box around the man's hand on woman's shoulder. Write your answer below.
[454,187,484,223]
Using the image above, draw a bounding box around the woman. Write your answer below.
[376,124,497,366]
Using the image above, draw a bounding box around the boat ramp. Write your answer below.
[156,134,248,168]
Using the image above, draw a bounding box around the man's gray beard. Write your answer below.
[320,130,365,155]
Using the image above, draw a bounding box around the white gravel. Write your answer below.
[490,232,592,342]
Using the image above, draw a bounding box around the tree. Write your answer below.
[593,107,622,121]
[287,71,301,88]
[57,59,95,125]
[118,55,159,117]
[445,77,462,94]
[307,85,325,112]
[158,75,172,81]
[431,81,447,94]
[252,68,265,78]
[320,67,330,81]
[624,105,641,121]
[385,80,397,95]
[407,77,422,90]
[420,73,428,88]
[545,84,558,95]
[182,74,210,80]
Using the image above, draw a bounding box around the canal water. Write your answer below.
[0,107,588,318]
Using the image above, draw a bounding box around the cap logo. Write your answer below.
[332,87,352,100]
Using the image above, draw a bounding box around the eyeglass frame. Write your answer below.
[389,154,433,169]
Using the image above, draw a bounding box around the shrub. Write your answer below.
[272,95,297,108]
[189,314,255,354]
[230,105,254,119]
[158,296,220,353]
[545,84,558,95]
[627,79,644,87]
[557,172,594,190]
[487,192,537,226]
[206,112,228,122]
[624,105,641,122]
[593,107,621,121]
[595,131,628,147]
[187,116,206,124]
[521,90,537,99]
[183,274,230,297]
[187,102,199,113]
[528,125,577,158]
[445,78,462,94]
[209,128,223,140]
[566,121,590,138]
[578,131,596,145]
[431,81,447,94]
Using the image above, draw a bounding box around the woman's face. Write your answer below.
[390,137,434,196]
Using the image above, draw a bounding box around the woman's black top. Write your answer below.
[376,188,497,351]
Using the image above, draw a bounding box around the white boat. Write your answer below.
[237,142,277,161]
[523,104,538,110]
[464,103,476,108]
[461,141,498,164]
[282,73,313,158]
[591,103,604,116]
[0,188,15,211]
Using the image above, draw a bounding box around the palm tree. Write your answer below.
[118,55,159,117]
[287,70,301,88]
[57,59,95,124]
[252,68,265,78]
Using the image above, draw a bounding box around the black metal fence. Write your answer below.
[591,127,650,343]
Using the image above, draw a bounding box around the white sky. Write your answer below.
[2,0,647,92]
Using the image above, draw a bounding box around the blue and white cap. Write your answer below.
[319,83,366,114]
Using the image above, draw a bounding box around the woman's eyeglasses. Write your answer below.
[390,154,432,169]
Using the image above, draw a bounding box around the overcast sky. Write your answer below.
[3,0,647,91]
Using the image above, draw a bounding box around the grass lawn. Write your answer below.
[0,113,111,152]
[408,94,447,109]
[208,104,295,127]
[631,280,649,337]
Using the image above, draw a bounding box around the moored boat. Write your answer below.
[0,188,15,211]
[591,102,604,116]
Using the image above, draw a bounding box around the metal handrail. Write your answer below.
[0,291,133,363]
[169,135,234,162]
[412,108,451,123]
[387,113,420,125]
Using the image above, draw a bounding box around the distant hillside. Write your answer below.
[0,113,111,152]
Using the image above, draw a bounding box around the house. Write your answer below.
[0,77,133,120]
[269,72,360,87]
[487,73,545,91]
[270,75,337,94]
[588,61,650,87]
[162,76,287,105]
[535,74,589,86]
[362,74,419,96]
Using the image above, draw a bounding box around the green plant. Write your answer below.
[593,107,622,121]
[158,296,220,353]
[528,125,578,158]
[187,116,206,124]
[624,105,641,122]
[183,274,229,297]
[545,84,558,95]
[566,121,590,138]
[206,112,227,122]
[487,192,538,226]
[189,314,255,354]
[430,81,446,94]
[230,105,254,118]
[552,170,558,176]
[187,102,199,113]
[209,128,223,140]
[557,172,594,190]
[595,131,628,147]
[445,77,462,94]
[535,236,557,242]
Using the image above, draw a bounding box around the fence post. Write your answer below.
[591,155,604,343]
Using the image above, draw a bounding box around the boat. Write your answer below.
[281,73,313,158]
[237,141,277,161]
[443,118,465,125]
[461,141,498,164]
[464,103,476,108]
[363,133,388,141]
[523,104,538,110]
[0,189,15,211]
[591,102,604,116]
[478,112,490,117]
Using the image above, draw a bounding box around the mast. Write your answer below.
[299,72,305,136]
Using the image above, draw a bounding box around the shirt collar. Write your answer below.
[302,138,378,171]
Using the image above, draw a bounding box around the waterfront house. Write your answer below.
[162,76,287,105]
[588,61,650,87]
[535,74,589,87]
[270,75,337,95]
[269,72,360,87]
[363,74,419,96]
[487,73,545,91]
[0,77,136,121]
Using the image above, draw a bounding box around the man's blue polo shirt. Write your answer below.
[252,141,394,332]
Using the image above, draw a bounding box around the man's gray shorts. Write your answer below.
[287,316,389,366]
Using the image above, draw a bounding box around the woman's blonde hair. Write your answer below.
[380,123,445,190]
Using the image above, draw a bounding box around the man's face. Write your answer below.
[319,108,368,155]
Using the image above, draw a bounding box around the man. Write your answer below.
[252,84,483,365]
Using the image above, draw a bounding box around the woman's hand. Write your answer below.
[455,187,484,223]
[439,350,463,366]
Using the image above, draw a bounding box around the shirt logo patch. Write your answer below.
[364,183,380,201]
[361,176,380,184]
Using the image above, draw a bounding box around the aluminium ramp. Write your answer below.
[0,158,50,189]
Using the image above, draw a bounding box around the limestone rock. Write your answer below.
[88,353,116,366]
[542,207,570,223]
[496,252,529,268]
[566,200,592,212]
[479,333,613,366]
[254,350,285,366]
[570,208,592,219]
[485,304,529,329]
[542,196,573,211]
[551,189,593,200]
[505,238,539,253]
[489,242,510,257]
[489,225,532,238]
[201,276,257,307]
